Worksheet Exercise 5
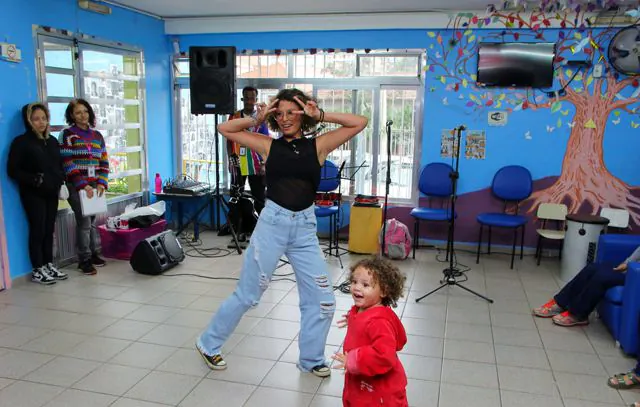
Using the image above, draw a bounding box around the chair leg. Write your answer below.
[510,228,517,269]
[520,224,525,259]
[559,242,563,260]
[412,220,418,260]
[476,224,483,264]
[536,235,543,266]
[488,226,492,255]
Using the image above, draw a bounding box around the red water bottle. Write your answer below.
[155,173,162,193]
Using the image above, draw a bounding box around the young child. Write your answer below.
[332,257,408,407]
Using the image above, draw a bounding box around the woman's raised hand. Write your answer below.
[256,98,278,124]
[293,96,321,121]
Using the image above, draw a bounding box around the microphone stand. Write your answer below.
[415,125,493,304]
[380,120,393,258]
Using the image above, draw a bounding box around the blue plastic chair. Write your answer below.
[410,163,456,259]
[476,165,532,269]
[315,160,344,267]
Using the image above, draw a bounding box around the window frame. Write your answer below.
[34,28,148,204]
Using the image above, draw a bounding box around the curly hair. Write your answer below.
[65,98,96,128]
[349,257,406,307]
[266,88,318,134]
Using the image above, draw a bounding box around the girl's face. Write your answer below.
[273,100,302,138]
[350,266,385,311]
[30,108,49,135]
[73,103,90,128]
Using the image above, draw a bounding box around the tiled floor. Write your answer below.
[1,232,639,406]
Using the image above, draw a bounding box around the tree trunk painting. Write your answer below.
[527,95,640,224]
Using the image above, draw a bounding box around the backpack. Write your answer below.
[380,218,412,260]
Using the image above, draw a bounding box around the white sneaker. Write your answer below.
[45,263,68,280]
[31,267,56,285]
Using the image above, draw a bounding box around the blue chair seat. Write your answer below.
[605,285,624,304]
[315,206,339,217]
[410,207,455,221]
[477,213,527,228]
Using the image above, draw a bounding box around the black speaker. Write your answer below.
[189,46,236,115]
[130,230,185,275]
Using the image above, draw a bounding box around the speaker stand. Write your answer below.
[175,114,242,255]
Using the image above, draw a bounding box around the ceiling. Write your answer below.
[106,0,495,18]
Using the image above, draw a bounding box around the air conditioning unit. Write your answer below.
[594,10,636,26]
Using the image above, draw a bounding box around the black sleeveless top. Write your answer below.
[266,137,321,211]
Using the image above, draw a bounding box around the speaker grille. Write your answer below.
[189,46,236,115]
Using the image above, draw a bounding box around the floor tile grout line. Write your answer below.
[520,263,567,407]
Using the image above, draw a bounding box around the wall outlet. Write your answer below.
[593,63,604,78]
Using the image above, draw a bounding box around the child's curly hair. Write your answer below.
[349,257,406,307]
[266,88,318,133]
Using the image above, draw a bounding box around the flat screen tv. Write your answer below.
[477,42,557,88]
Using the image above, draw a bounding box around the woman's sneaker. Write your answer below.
[552,311,589,327]
[532,299,563,318]
[45,263,68,280]
[195,342,227,370]
[311,364,331,378]
[31,267,56,285]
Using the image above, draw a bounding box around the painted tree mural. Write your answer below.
[426,10,640,223]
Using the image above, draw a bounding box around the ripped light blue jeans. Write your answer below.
[198,199,336,371]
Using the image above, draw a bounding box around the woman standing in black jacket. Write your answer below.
[7,103,68,284]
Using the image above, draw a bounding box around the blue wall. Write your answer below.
[1,0,172,279]
[177,28,639,195]
[177,26,640,244]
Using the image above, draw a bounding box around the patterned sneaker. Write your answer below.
[91,254,106,267]
[532,299,563,318]
[311,364,331,378]
[195,342,227,370]
[31,267,56,285]
[552,311,589,327]
[79,261,97,275]
[45,263,68,280]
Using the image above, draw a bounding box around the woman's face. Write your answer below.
[30,108,48,135]
[73,103,90,127]
[274,99,303,138]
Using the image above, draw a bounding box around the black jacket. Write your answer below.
[7,104,65,197]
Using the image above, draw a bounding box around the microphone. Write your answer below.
[386,120,393,126]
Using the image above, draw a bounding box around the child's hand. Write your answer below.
[336,314,348,328]
[332,352,348,370]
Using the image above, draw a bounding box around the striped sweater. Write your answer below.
[59,126,109,191]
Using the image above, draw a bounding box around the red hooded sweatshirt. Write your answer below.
[342,305,408,406]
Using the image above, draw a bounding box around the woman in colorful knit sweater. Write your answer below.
[59,99,109,275]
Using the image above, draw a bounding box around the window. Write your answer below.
[238,55,288,78]
[174,50,423,202]
[293,54,356,78]
[179,88,225,185]
[37,30,146,200]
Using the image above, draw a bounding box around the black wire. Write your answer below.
[434,247,471,273]
[160,273,296,283]
[177,232,234,258]
[334,280,351,294]
[161,273,239,281]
